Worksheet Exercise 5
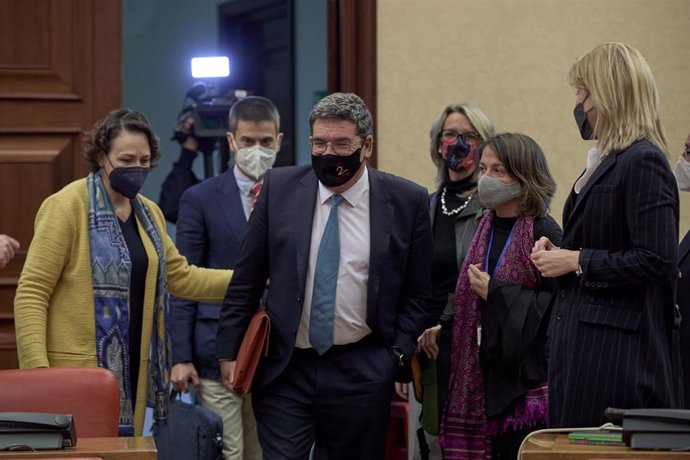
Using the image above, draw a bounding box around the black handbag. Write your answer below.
[154,386,223,460]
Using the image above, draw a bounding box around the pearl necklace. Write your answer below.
[440,187,472,216]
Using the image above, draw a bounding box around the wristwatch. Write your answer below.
[392,347,405,368]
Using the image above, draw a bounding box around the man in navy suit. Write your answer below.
[170,96,283,460]
[215,92,433,459]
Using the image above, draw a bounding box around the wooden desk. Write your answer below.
[521,433,690,459]
[0,437,156,460]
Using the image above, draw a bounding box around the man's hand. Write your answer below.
[176,115,199,151]
[394,382,408,400]
[417,325,441,359]
[467,264,490,301]
[0,234,19,269]
[171,362,200,392]
[220,360,236,392]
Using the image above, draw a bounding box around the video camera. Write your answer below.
[182,83,249,138]
[176,57,249,139]
[172,56,250,177]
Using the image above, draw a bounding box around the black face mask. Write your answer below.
[311,148,363,188]
[573,99,595,140]
[106,157,149,199]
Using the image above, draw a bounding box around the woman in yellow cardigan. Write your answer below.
[14,108,232,436]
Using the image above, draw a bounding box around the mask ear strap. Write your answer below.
[102,152,115,170]
[228,136,239,154]
[582,92,593,112]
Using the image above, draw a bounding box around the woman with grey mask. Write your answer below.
[439,133,561,459]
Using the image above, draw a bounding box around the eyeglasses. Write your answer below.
[440,130,482,144]
[310,138,363,156]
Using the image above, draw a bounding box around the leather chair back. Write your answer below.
[0,367,120,438]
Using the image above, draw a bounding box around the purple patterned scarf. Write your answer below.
[439,211,547,459]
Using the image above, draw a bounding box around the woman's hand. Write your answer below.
[531,248,580,278]
[532,236,557,254]
[468,263,490,301]
[417,325,442,359]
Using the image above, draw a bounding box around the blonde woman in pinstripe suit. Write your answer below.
[531,43,680,427]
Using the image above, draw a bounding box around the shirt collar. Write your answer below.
[233,165,258,195]
[317,166,369,207]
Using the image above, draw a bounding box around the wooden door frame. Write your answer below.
[327,0,377,167]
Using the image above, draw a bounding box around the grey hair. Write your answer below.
[309,92,373,139]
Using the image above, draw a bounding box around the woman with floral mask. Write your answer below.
[406,103,494,458]
[14,108,233,437]
[439,133,561,459]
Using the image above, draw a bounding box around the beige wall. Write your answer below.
[377,0,690,235]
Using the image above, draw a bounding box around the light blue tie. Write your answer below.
[310,194,344,354]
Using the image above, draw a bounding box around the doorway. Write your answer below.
[218,0,296,167]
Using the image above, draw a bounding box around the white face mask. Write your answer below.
[235,145,277,180]
[674,155,690,192]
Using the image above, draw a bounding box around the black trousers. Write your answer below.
[252,336,396,460]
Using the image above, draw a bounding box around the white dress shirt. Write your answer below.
[296,167,372,348]
[233,165,259,220]
[574,145,602,194]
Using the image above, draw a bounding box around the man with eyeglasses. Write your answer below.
[216,92,433,459]
[673,129,690,409]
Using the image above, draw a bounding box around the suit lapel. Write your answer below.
[367,169,394,328]
[295,172,318,297]
[563,151,618,229]
[217,170,247,247]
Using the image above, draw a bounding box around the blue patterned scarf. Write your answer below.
[87,170,171,436]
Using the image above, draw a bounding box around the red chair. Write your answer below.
[385,397,409,460]
[0,367,120,438]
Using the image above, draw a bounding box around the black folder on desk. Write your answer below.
[0,412,76,451]
[606,407,690,450]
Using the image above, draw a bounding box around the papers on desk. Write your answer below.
[568,431,625,447]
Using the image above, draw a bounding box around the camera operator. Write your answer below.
[158,110,212,223]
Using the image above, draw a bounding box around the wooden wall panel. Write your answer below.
[0,0,121,369]
[327,0,377,166]
[0,0,81,98]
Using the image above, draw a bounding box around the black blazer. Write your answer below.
[548,139,680,427]
[215,165,433,390]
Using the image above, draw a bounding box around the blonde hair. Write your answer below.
[568,42,669,157]
[429,103,496,188]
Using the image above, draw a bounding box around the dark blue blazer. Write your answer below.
[215,165,433,390]
[548,139,680,427]
[170,169,247,380]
